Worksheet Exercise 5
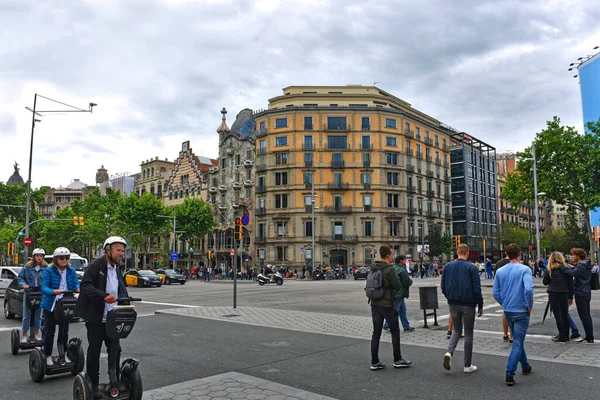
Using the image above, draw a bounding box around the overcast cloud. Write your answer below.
[1,0,598,188]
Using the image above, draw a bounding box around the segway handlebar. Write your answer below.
[58,290,78,296]
[117,297,142,302]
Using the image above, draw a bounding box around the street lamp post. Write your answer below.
[532,142,542,263]
[23,94,96,261]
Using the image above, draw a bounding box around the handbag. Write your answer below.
[591,272,599,291]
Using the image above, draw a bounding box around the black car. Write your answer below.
[155,269,186,285]
[353,266,370,280]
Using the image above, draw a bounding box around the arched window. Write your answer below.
[174,192,178,200]
[169,192,173,200]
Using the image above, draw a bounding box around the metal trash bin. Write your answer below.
[419,286,439,328]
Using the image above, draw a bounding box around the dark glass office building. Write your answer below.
[450,133,499,260]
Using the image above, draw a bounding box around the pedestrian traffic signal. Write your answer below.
[452,236,457,249]
[73,216,84,226]
[7,242,14,256]
[14,254,18,265]
[235,217,243,241]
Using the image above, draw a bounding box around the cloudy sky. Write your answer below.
[1,0,598,189]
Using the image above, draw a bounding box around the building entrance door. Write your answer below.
[330,249,348,267]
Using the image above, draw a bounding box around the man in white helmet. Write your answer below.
[77,236,129,397]
[17,248,47,343]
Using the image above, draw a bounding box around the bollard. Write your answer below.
[419,286,439,328]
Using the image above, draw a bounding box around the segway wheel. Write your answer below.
[180,281,185,285]
[11,329,20,355]
[258,281,265,286]
[29,348,46,382]
[72,345,85,375]
[73,373,94,400]
[275,278,283,286]
[123,367,143,400]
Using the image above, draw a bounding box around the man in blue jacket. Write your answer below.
[441,244,483,374]
[493,243,534,386]
[41,247,80,366]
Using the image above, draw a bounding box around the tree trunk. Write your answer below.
[582,207,596,264]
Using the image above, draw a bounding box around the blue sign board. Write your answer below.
[241,214,250,226]
[170,252,179,260]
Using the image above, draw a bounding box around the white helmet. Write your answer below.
[104,236,127,249]
[32,248,45,256]
[53,247,71,257]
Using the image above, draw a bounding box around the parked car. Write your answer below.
[124,270,162,288]
[353,266,370,280]
[155,269,186,285]
[1,267,22,293]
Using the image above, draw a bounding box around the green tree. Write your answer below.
[115,192,170,268]
[502,117,600,262]
[173,198,215,266]
[425,223,443,261]
[540,228,566,255]
[442,230,453,262]
[499,222,530,249]
[563,210,589,253]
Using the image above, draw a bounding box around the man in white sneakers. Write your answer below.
[441,243,483,373]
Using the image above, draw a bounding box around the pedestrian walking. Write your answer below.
[368,245,411,370]
[441,244,483,373]
[542,252,573,343]
[493,243,534,386]
[559,248,594,343]
[494,254,513,343]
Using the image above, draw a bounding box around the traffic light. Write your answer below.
[73,216,84,226]
[79,216,84,226]
[7,242,14,256]
[14,254,18,265]
[235,217,243,241]
[452,236,457,249]
[457,235,461,246]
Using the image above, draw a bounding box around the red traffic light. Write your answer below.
[235,217,241,225]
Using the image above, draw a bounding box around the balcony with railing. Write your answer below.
[425,138,433,145]
[324,205,352,213]
[303,143,314,150]
[445,193,451,201]
[256,207,266,216]
[426,210,435,218]
[258,148,267,155]
[361,143,372,150]
[256,185,267,193]
[403,129,415,138]
[426,170,434,178]
[256,164,266,172]
[427,190,435,197]
[408,207,417,215]
[363,160,371,167]
[363,182,371,189]
[416,152,423,160]
[445,213,452,220]
[324,123,351,132]
[408,234,417,242]
[364,205,372,211]
[255,236,266,244]
[331,160,345,168]
[305,182,313,190]
[407,186,417,194]
[406,165,415,172]
[319,235,359,244]
[426,155,432,162]
[304,161,313,168]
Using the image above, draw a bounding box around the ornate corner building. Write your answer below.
[251,86,455,269]
[208,108,256,270]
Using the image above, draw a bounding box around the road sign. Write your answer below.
[170,252,179,260]
[259,249,265,259]
[23,237,32,247]
[374,249,377,255]
[245,254,249,260]
[300,246,304,254]
[241,214,250,226]
[230,248,234,256]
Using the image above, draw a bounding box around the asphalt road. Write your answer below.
[1,278,599,399]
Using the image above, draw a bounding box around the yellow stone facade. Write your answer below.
[253,86,455,268]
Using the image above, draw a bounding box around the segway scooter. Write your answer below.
[73,297,143,400]
[10,286,43,355]
[29,291,85,382]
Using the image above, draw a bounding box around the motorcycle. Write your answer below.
[312,269,325,280]
[257,271,284,286]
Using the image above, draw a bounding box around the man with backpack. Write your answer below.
[366,245,411,370]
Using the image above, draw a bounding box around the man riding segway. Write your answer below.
[76,236,141,399]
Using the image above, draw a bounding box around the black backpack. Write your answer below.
[365,269,385,300]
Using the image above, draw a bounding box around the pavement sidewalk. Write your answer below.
[156,306,600,368]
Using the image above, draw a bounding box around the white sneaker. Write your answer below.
[464,365,478,373]
[64,356,72,364]
[20,337,29,344]
[443,352,452,370]
[34,335,42,342]
[46,356,54,366]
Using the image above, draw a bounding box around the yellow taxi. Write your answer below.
[123,270,162,288]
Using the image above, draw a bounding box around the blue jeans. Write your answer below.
[504,312,531,377]
[568,312,579,336]
[383,298,411,330]
[22,292,43,332]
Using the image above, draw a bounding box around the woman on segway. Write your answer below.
[17,248,47,343]
[41,247,80,366]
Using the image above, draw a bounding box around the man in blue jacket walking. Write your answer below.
[493,243,534,386]
[441,244,483,373]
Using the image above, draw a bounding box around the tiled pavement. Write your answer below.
[147,306,599,399]
[144,371,337,400]
[155,306,600,368]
